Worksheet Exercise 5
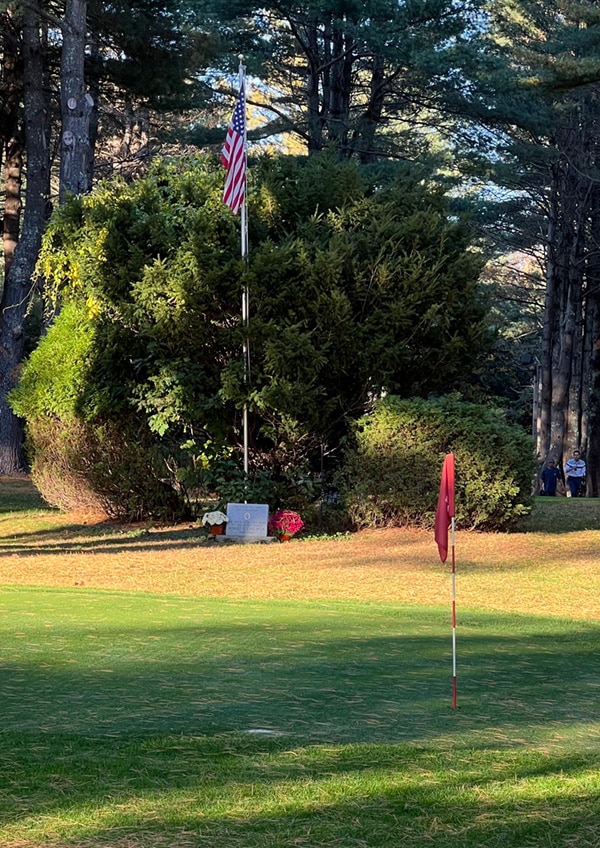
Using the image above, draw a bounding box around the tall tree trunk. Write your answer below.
[3,137,23,279]
[1,10,23,279]
[582,184,600,497]
[563,179,588,452]
[59,0,92,200]
[538,94,600,494]
[86,33,101,163]
[538,169,561,461]
[357,53,386,164]
[327,23,353,156]
[304,17,324,154]
[0,0,51,474]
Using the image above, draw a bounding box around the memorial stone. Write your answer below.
[223,503,270,542]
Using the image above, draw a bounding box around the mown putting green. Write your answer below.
[1,585,600,847]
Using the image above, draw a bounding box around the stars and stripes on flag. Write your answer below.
[221,86,246,214]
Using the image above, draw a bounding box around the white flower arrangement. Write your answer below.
[201,510,229,526]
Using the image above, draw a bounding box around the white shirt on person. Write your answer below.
[565,458,586,478]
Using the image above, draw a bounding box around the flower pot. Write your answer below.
[210,523,226,536]
[278,533,292,542]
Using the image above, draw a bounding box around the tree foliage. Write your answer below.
[199,0,484,161]
[11,154,489,518]
[0,0,221,474]
[475,1,600,492]
[339,395,534,531]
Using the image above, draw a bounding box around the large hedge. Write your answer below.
[11,154,490,519]
[10,302,184,519]
[338,396,534,531]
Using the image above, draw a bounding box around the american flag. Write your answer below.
[221,86,246,214]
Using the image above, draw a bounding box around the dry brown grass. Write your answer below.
[2,475,600,620]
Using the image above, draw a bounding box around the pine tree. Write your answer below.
[438,0,600,494]
[199,0,483,161]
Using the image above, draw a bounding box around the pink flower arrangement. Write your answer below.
[268,509,304,537]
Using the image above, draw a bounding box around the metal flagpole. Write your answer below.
[239,56,250,477]
[220,55,250,481]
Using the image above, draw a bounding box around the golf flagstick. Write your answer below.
[451,514,456,710]
[434,453,456,709]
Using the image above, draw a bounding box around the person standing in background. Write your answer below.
[540,459,561,495]
[564,450,586,498]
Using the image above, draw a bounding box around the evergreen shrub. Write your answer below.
[23,415,184,521]
[10,155,491,521]
[10,303,185,521]
[24,416,107,515]
[338,395,534,531]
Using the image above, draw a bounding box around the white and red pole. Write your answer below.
[450,515,457,710]
[434,452,456,710]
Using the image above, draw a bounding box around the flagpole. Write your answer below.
[451,516,457,710]
[239,56,250,477]
[434,452,456,710]
[220,56,249,480]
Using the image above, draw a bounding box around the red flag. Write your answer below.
[434,453,455,563]
[221,86,246,215]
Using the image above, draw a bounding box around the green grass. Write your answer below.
[1,586,600,847]
[520,495,600,532]
[2,479,600,847]
[0,475,50,515]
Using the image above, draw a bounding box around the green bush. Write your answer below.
[10,303,186,521]
[22,416,107,515]
[23,415,185,521]
[11,155,491,520]
[10,301,95,420]
[338,396,534,531]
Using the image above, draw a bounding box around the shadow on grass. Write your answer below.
[516,496,600,533]
[0,480,52,514]
[2,591,600,846]
[0,478,208,554]
[0,522,208,557]
[1,592,599,742]
[1,731,599,848]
